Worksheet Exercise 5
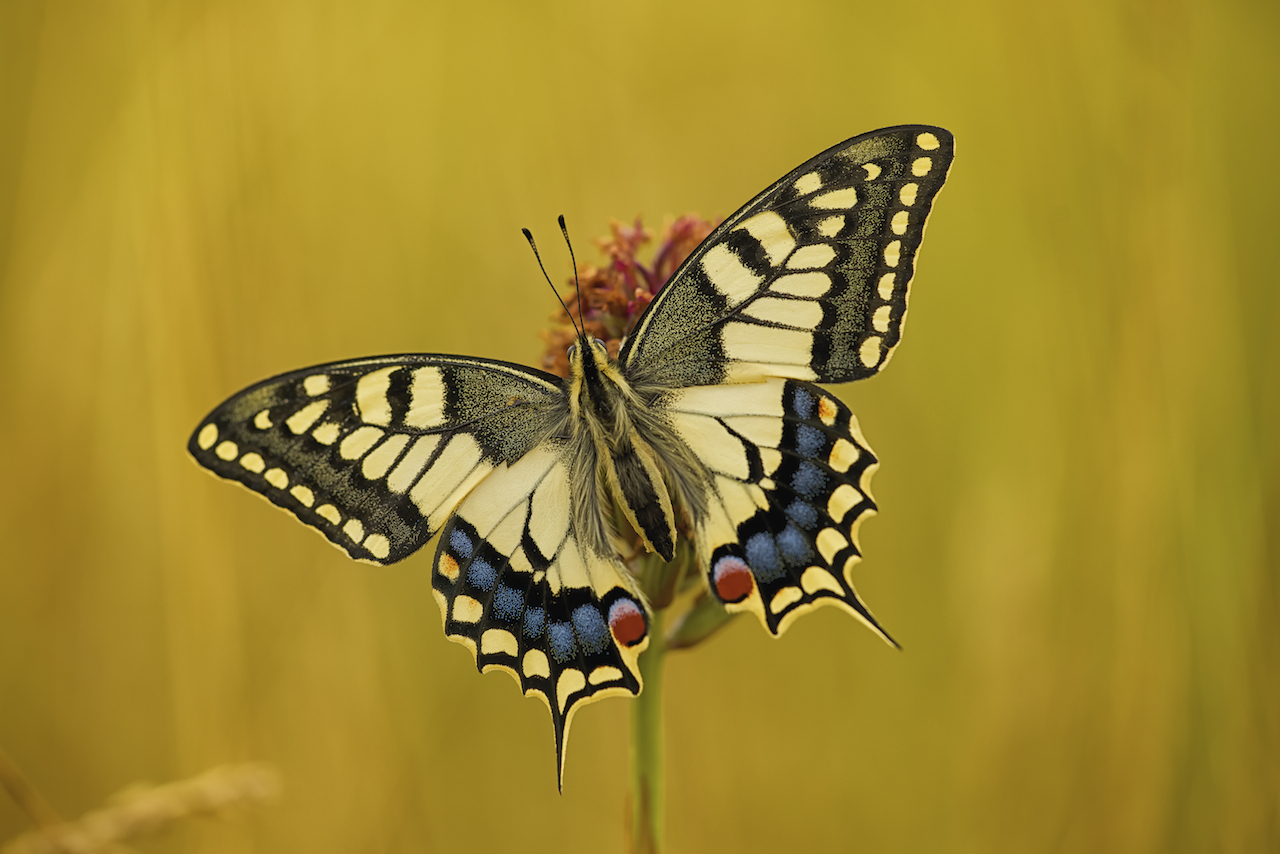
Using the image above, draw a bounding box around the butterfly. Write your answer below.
[189,125,954,784]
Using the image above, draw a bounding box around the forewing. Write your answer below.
[663,379,892,642]
[621,125,953,388]
[430,442,650,787]
[188,355,564,564]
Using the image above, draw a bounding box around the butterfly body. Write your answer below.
[189,126,954,783]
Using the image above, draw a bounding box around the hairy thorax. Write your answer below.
[563,339,701,562]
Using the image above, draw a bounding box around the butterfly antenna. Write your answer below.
[557,215,585,331]
[523,226,582,339]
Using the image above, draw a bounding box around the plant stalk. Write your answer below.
[628,608,666,854]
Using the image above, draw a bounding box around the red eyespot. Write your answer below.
[608,598,647,647]
[713,556,754,603]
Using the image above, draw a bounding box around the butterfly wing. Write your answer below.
[430,442,649,786]
[188,355,565,564]
[664,378,888,640]
[622,125,953,639]
[190,354,649,784]
[620,125,953,388]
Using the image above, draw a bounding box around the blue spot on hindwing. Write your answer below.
[792,461,828,499]
[548,621,577,663]
[792,386,815,419]
[777,523,813,567]
[466,557,496,591]
[796,425,825,458]
[523,607,546,639]
[449,527,474,559]
[572,605,609,654]
[786,500,819,530]
[492,585,524,622]
[745,531,786,582]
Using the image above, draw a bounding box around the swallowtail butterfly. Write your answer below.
[190,125,954,783]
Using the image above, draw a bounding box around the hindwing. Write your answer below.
[621,125,953,389]
[663,379,889,641]
[189,355,564,564]
[429,443,649,782]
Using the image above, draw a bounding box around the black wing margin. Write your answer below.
[620,125,954,388]
[188,354,565,564]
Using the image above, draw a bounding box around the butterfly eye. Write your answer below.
[593,338,607,349]
[566,344,577,358]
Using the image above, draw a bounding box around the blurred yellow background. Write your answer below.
[1,0,1276,851]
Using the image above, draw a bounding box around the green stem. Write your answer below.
[628,608,666,854]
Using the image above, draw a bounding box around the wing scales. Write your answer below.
[665,378,891,642]
[621,125,954,389]
[430,444,650,787]
[189,355,564,564]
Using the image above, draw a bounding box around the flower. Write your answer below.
[539,215,716,378]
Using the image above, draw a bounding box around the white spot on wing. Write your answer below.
[197,424,218,450]
[387,435,441,493]
[364,534,390,560]
[801,566,844,595]
[811,187,858,209]
[452,595,483,624]
[589,666,623,685]
[891,211,909,235]
[916,132,940,150]
[736,211,796,266]
[356,367,396,426]
[286,400,328,434]
[312,422,340,445]
[405,366,446,429]
[785,244,836,270]
[859,336,883,368]
[239,452,265,473]
[872,305,893,332]
[883,240,901,267]
[303,375,331,396]
[770,586,803,614]
[742,297,824,329]
[912,157,932,176]
[828,484,858,522]
[722,322,812,367]
[772,272,830,298]
[877,273,896,300]
[343,519,365,543]
[253,410,273,429]
[817,528,849,563]
[316,504,341,525]
[215,440,238,461]
[363,435,410,480]
[290,485,315,507]
[264,468,288,489]
[829,438,860,473]
[481,629,519,657]
[862,163,882,180]
[817,216,844,237]
[702,244,762,306]
[793,172,822,194]
[340,426,384,460]
[523,649,551,678]
[900,184,918,206]
[557,668,587,713]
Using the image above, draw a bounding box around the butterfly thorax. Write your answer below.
[567,338,678,562]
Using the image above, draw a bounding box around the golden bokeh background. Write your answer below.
[1,0,1276,851]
